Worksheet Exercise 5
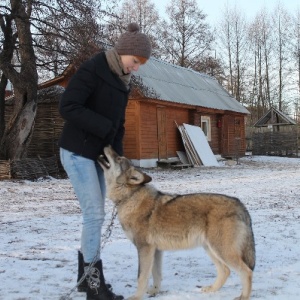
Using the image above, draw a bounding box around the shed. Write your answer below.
[252,107,298,156]
[254,107,296,129]
[5,56,250,169]
[126,58,249,166]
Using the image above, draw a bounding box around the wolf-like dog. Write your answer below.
[98,146,255,300]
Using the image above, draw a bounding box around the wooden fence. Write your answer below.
[0,160,11,180]
[0,156,62,180]
[252,131,298,156]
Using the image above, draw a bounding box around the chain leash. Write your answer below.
[60,206,118,300]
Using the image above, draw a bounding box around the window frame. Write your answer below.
[201,116,211,141]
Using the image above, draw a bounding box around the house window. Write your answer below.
[201,116,211,141]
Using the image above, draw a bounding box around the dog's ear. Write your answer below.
[141,173,152,184]
[128,169,152,185]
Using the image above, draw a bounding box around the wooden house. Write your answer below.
[6,56,250,169]
[125,58,249,166]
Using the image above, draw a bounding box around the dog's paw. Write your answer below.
[126,296,141,300]
[147,285,160,296]
[233,296,249,300]
[201,285,216,293]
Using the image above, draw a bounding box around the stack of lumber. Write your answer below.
[176,122,219,167]
[177,124,202,166]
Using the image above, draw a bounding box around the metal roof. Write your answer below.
[133,57,249,114]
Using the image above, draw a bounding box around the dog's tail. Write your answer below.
[242,222,256,271]
[237,200,256,271]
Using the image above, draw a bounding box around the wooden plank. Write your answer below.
[176,151,189,164]
[182,130,201,165]
[176,124,197,165]
[183,124,219,167]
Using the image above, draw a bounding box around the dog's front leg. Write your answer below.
[127,245,156,300]
[148,249,162,296]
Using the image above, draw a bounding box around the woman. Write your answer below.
[59,23,152,300]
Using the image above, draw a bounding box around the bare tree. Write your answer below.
[217,4,248,102]
[248,8,274,120]
[296,10,300,95]
[110,0,160,56]
[0,73,8,141]
[193,54,224,81]
[272,4,293,111]
[156,0,213,68]
[291,9,300,123]
[0,0,116,159]
[0,0,38,159]
[118,0,159,35]
[0,5,15,141]
[34,0,119,76]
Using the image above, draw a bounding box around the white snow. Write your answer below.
[1,154,300,300]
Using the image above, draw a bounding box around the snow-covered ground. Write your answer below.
[0,155,299,300]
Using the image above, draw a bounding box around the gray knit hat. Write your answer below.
[115,23,152,59]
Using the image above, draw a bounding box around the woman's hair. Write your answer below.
[135,56,148,65]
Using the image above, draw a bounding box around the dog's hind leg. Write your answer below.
[202,247,230,293]
[232,260,253,300]
[148,249,162,296]
[214,250,253,300]
[128,245,156,300]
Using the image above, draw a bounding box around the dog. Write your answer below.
[98,146,255,300]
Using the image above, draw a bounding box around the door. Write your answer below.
[234,116,243,156]
[222,115,243,157]
[221,115,229,156]
[156,107,167,159]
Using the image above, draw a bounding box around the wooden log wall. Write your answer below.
[27,102,64,159]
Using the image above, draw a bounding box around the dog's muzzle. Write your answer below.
[97,155,110,169]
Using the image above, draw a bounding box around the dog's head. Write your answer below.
[97,146,152,199]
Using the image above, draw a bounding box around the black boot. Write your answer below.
[77,251,112,292]
[77,251,88,292]
[85,260,124,300]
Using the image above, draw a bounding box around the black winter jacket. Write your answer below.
[58,52,129,160]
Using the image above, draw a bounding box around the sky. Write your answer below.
[1,154,300,299]
[152,0,300,25]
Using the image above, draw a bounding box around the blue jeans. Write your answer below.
[60,148,106,263]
